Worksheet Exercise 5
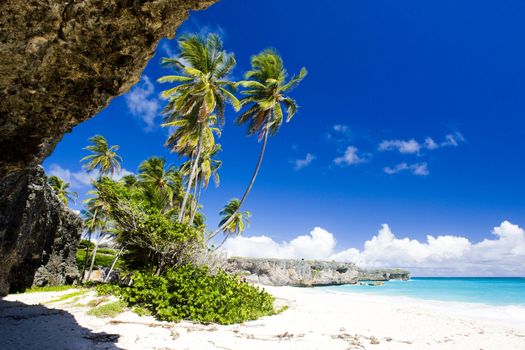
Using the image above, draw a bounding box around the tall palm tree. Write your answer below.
[210,49,306,238]
[81,186,112,281]
[81,203,107,282]
[158,33,240,222]
[215,198,251,249]
[47,175,78,206]
[81,135,122,177]
[138,157,181,211]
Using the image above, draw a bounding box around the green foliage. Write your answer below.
[47,175,78,206]
[115,265,276,324]
[95,283,122,296]
[78,239,95,250]
[76,247,119,270]
[94,178,203,273]
[87,301,126,318]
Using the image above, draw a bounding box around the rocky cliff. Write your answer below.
[224,257,410,287]
[0,167,83,295]
[0,0,216,295]
[0,0,216,177]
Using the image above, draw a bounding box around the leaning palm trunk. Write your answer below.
[103,245,126,283]
[214,232,231,250]
[86,234,103,281]
[178,126,203,222]
[209,128,269,241]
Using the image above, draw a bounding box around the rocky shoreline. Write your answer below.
[224,257,410,287]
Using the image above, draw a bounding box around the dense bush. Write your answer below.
[112,265,276,324]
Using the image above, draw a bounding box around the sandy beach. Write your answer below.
[1,286,525,350]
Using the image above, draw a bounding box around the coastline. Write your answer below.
[2,286,525,349]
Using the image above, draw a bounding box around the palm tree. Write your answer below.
[210,49,306,238]
[158,33,240,222]
[47,175,78,206]
[138,157,181,211]
[215,198,251,249]
[81,135,122,177]
[81,204,107,282]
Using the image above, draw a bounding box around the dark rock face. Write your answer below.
[0,0,216,177]
[0,0,215,295]
[0,167,82,295]
[224,257,411,287]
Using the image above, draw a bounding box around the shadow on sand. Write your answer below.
[0,298,123,350]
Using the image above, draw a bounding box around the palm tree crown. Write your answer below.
[81,135,122,177]
[158,33,240,222]
[237,49,307,137]
[219,198,251,236]
[47,175,78,206]
[138,157,181,210]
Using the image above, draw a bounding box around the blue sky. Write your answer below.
[44,0,525,273]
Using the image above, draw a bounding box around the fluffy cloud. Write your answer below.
[223,227,336,260]
[379,139,421,154]
[379,132,465,155]
[222,221,525,276]
[334,146,367,166]
[47,164,133,190]
[384,162,429,176]
[125,75,160,130]
[294,153,316,170]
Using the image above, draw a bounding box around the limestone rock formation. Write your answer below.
[0,167,82,295]
[0,0,216,295]
[0,0,216,177]
[224,257,410,287]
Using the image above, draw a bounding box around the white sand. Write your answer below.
[2,286,525,349]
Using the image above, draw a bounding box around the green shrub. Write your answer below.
[115,265,277,324]
[95,283,121,296]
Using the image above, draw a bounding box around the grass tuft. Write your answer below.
[48,290,86,303]
[87,301,126,318]
[20,285,78,294]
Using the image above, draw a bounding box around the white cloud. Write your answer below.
[379,139,421,154]
[333,124,349,133]
[379,133,465,154]
[441,132,465,147]
[424,137,439,150]
[384,162,429,176]
[47,164,133,190]
[222,221,525,276]
[161,42,175,58]
[125,75,160,131]
[294,153,316,170]
[224,227,336,260]
[334,146,367,166]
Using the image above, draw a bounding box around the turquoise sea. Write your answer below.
[326,277,525,306]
